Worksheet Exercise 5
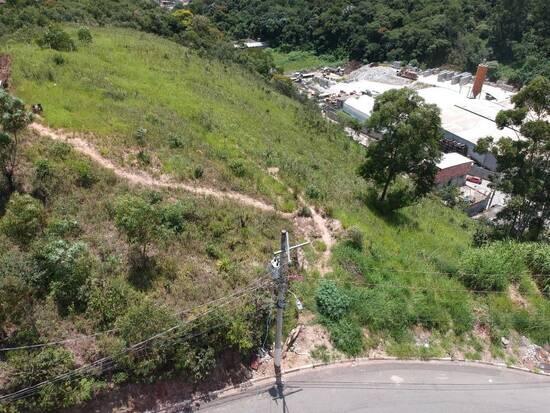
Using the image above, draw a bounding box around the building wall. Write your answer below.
[435,162,473,186]
[443,130,498,171]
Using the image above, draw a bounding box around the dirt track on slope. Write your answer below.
[30,123,286,214]
[30,123,337,273]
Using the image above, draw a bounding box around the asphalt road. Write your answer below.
[196,361,550,413]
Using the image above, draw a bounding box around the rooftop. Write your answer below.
[437,152,473,170]
[327,65,521,146]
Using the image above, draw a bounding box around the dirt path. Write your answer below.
[31,122,337,273]
[30,123,286,214]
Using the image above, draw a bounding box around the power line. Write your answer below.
[0,279,271,353]
[0,283,271,404]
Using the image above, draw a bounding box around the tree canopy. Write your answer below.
[476,75,550,241]
[358,88,442,208]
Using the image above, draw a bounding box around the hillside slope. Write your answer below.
[1,25,549,412]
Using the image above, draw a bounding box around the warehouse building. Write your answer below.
[338,65,519,171]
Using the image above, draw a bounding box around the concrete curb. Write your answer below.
[185,356,550,410]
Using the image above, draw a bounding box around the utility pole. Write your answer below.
[271,230,309,391]
[274,230,288,387]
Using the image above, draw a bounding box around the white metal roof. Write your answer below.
[341,82,520,146]
[437,152,473,170]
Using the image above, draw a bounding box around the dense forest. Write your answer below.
[192,0,550,84]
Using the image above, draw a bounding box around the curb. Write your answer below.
[183,356,550,410]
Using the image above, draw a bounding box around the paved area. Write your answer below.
[196,361,550,413]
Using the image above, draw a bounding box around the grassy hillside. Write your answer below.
[2,25,549,412]
[6,27,363,212]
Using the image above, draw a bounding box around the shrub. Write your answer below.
[77,27,93,44]
[168,134,184,148]
[86,278,137,330]
[193,165,204,179]
[72,160,96,188]
[229,159,248,177]
[52,54,65,65]
[328,318,364,356]
[160,201,187,234]
[458,242,527,291]
[305,185,322,200]
[297,205,312,217]
[37,26,76,52]
[32,239,92,315]
[174,343,216,383]
[522,243,550,296]
[346,227,364,251]
[115,299,177,377]
[7,348,95,410]
[316,279,351,321]
[134,127,148,146]
[353,285,413,337]
[0,193,45,246]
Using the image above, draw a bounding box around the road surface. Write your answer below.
[196,361,550,413]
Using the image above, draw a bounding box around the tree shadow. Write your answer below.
[128,249,157,291]
[360,188,413,227]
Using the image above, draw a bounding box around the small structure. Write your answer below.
[234,39,267,49]
[435,152,473,186]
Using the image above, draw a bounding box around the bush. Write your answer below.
[346,227,364,251]
[229,159,248,177]
[86,278,137,330]
[174,343,216,383]
[327,318,364,356]
[32,239,92,315]
[134,127,148,146]
[168,134,184,148]
[6,348,95,411]
[297,205,312,217]
[193,165,204,179]
[305,185,322,200]
[353,285,413,337]
[72,160,96,188]
[37,26,76,52]
[316,279,351,321]
[77,27,93,44]
[458,242,527,291]
[115,299,177,377]
[0,193,45,246]
[52,54,65,65]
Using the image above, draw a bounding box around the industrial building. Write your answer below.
[435,152,473,186]
[334,64,519,171]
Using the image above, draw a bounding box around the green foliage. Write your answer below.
[195,0,548,84]
[346,227,364,251]
[359,88,442,207]
[37,26,77,52]
[0,193,45,246]
[315,279,351,321]
[32,239,92,315]
[476,76,550,241]
[77,27,93,44]
[6,348,95,411]
[114,195,164,257]
[114,299,178,378]
[327,318,364,356]
[174,343,216,383]
[458,242,527,291]
[86,278,138,330]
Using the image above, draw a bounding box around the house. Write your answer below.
[435,152,473,186]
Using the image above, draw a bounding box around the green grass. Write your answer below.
[269,49,346,73]
[6,25,547,363]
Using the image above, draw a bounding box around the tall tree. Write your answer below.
[0,90,34,191]
[476,75,550,240]
[358,88,442,205]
